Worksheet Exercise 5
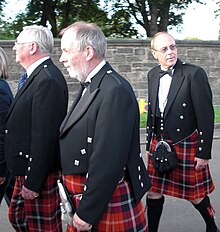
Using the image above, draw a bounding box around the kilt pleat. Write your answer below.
[148,131,215,200]
[8,171,62,232]
[64,175,148,232]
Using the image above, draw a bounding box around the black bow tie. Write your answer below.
[81,81,90,88]
[159,69,173,78]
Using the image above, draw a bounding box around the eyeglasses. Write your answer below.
[152,44,177,54]
[14,41,33,46]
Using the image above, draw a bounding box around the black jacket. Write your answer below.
[146,59,214,159]
[59,62,151,224]
[4,59,68,192]
[0,79,13,177]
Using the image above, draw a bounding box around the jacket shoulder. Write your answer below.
[149,64,160,74]
[180,61,204,72]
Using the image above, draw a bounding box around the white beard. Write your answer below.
[68,63,87,83]
[68,68,81,82]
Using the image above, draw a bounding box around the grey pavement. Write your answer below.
[1,127,220,232]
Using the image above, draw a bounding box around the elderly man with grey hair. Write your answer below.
[59,21,151,232]
[4,25,68,231]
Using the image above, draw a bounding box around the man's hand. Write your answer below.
[20,185,39,200]
[0,177,6,185]
[73,213,92,231]
[194,157,209,170]
[146,151,149,164]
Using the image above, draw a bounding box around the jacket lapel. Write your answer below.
[150,68,160,115]
[164,59,185,118]
[59,85,84,133]
[6,60,53,119]
[60,85,99,135]
[59,62,112,136]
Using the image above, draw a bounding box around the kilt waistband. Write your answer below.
[64,170,127,195]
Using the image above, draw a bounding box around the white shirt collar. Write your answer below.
[84,60,106,83]
[26,56,50,77]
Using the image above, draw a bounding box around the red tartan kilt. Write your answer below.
[9,172,62,231]
[148,131,215,200]
[63,175,148,232]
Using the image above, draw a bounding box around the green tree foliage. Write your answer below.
[0,0,19,39]
[101,9,138,38]
[58,0,137,38]
[0,0,6,12]
[0,11,34,39]
[25,0,58,36]
[104,0,205,37]
[0,0,210,39]
[0,0,138,38]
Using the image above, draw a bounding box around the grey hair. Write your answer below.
[0,47,9,79]
[23,25,54,54]
[61,21,107,59]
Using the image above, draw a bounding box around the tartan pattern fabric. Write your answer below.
[64,175,148,232]
[148,131,215,200]
[8,172,62,232]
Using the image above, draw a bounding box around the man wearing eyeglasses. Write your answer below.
[4,25,68,231]
[145,32,219,232]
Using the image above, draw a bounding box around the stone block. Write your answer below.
[0,39,219,106]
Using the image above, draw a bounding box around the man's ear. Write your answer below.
[85,46,95,61]
[151,49,158,60]
[29,42,38,55]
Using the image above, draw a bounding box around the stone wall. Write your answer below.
[1,39,220,105]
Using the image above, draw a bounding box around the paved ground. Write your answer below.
[1,128,220,231]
